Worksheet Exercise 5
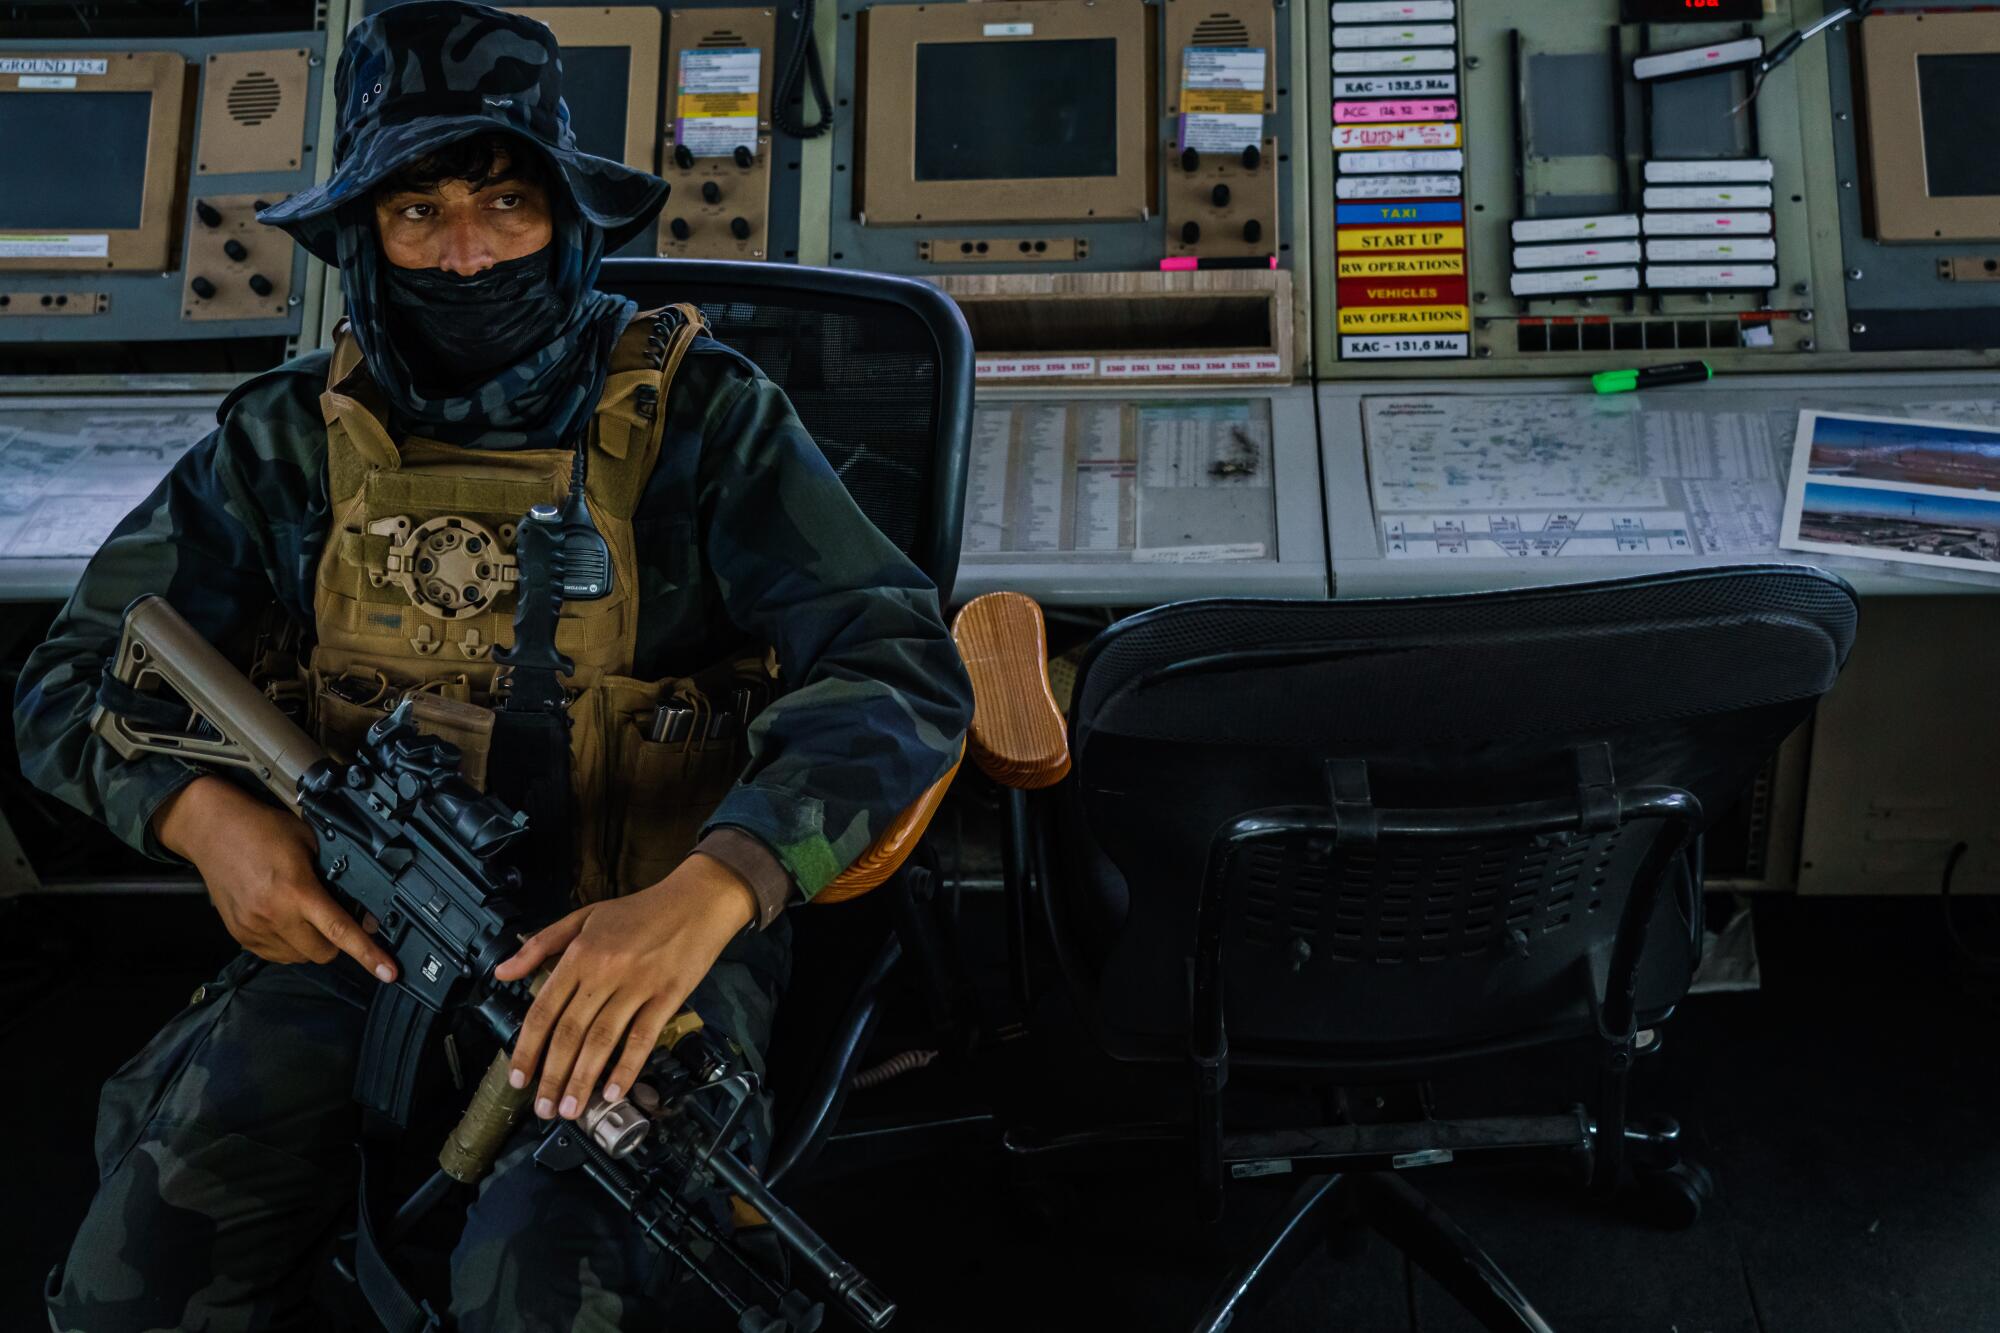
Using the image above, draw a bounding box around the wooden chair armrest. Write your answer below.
[812,591,1069,906]
[950,591,1071,790]
[815,743,962,904]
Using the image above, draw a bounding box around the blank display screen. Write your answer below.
[557,46,634,164]
[0,91,152,229]
[1919,54,2000,197]
[913,39,1117,181]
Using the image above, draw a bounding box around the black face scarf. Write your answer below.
[382,245,568,395]
[334,176,636,452]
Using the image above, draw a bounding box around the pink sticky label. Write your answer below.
[1334,99,1458,124]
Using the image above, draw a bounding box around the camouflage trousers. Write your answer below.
[47,920,790,1333]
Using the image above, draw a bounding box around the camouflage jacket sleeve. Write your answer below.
[11,363,325,859]
[691,369,974,922]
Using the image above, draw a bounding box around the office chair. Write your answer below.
[596,257,1002,1184]
[1002,566,1859,1331]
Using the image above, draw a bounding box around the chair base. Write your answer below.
[1191,1172,1556,1333]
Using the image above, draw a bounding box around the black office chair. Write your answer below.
[598,258,981,1184]
[1004,566,1860,1331]
[599,258,972,605]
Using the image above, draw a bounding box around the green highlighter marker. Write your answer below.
[1592,359,1713,394]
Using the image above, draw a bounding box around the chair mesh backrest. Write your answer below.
[597,262,969,596]
[1240,829,1631,966]
[1056,566,1859,1062]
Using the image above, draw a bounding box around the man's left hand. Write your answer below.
[495,853,758,1119]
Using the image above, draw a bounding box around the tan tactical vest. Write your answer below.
[307,306,768,904]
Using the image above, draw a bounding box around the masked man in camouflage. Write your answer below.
[17,3,973,1329]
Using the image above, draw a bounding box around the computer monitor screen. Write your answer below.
[556,45,634,165]
[1862,12,2000,240]
[856,0,1149,225]
[0,91,152,230]
[913,39,1118,182]
[1918,54,2000,198]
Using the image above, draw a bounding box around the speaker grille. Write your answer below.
[226,71,283,127]
[1192,15,1252,46]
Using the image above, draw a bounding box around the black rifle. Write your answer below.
[92,594,895,1333]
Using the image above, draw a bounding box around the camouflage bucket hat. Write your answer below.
[259,0,668,265]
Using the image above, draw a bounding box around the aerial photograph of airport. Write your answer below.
[1804,411,2000,491]
[1796,480,2000,565]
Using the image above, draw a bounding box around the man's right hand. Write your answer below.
[152,774,398,982]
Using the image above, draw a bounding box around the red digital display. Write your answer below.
[1622,0,1763,20]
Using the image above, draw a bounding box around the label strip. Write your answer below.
[1335,73,1457,97]
[1641,211,1773,236]
[1334,98,1458,123]
[1332,121,1462,151]
[1510,213,1639,243]
[1645,158,1774,184]
[1332,24,1457,48]
[1334,48,1457,72]
[1509,268,1641,296]
[1338,200,1464,225]
[1339,252,1467,277]
[1335,173,1461,200]
[1512,240,1643,269]
[1340,334,1470,359]
[1643,185,1774,210]
[1331,1,1456,20]
[1339,149,1465,174]
[1644,237,1777,262]
[1338,225,1466,252]
[1644,264,1778,289]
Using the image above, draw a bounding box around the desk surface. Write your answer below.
[6,377,1998,607]
[0,395,219,603]
[1320,372,2000,599]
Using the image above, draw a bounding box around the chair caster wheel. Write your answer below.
[1632,1159,1713,1230]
